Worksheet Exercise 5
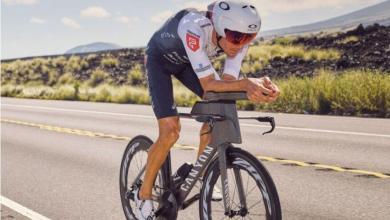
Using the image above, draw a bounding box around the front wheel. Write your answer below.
[199,146,282,220]
[119,135,167,220]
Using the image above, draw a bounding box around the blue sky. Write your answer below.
[1,0,386,59]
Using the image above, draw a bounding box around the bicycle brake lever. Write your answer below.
[256,117,275,135]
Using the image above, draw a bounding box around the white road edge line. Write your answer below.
[4,103,390,138]
[0,195,51,220]
[242,123,390,138]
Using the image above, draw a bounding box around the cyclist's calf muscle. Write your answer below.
[140,116,181,200]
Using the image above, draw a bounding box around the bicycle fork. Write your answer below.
[218,144,248,217]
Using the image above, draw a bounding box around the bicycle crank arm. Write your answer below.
[181,193,200,210]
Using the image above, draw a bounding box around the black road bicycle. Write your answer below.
[120,92,282,220]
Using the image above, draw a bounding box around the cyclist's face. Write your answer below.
[219,37,245,57]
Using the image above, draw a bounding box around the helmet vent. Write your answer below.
[218,1,230,10]
[242,5,248,8]
[250,5,255,9]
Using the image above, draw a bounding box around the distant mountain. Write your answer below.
[65,42,122,54]
[262,0,390,37]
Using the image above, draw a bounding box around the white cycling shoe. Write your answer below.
[134,189,155,220]
[211,185,223,201]
[199,179,223,201]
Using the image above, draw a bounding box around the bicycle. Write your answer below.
[119,91,282,220]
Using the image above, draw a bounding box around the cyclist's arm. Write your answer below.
[178,15,221,79]
[177,17,274,100]
[199,74,248,92]
[200,45,250,92]
[222,45,248,79]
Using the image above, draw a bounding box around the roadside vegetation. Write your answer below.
[1,30,389,117]
[2,68,389,117]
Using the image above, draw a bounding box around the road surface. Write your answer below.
[1,97,390,219]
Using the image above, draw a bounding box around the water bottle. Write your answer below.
[172,162,193,188]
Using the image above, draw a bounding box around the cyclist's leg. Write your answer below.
[198,123,211,158]
[175,68,222,200]
[176,72,238,157]
[140,55,181,200]
[140,116,181,199]
[173,67,211,158]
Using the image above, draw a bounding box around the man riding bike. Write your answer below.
[136,1,280,219]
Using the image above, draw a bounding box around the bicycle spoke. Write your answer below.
[248,213,266,216]
[219,215,227,220]
[245,172,250,197]
[131,165,146,186]
[245,184,258,198]
[140,152,145,168]
[247,199,264,210]
[134,153,141,170]
[215,197,225,210]
[210,166,269,219]
[230,169,238,205]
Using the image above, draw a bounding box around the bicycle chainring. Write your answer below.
[155,190,178,220]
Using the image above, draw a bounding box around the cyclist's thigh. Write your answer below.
[145,56,178,119]
[174,65,204,98]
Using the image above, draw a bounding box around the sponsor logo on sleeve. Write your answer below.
[186,32,200,52]
[195,63,212,73]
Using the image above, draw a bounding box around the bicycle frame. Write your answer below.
[121,92,278,219]
[154,92,275,217]
[159,97,248,215]
[162,141,241,214]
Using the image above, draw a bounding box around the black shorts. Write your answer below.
[145,54,204,119]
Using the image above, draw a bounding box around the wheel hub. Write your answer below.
[225,208,248,218]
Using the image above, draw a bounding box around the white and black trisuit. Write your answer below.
[145,9,248,119]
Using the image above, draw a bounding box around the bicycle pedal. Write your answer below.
[125,191,134,200]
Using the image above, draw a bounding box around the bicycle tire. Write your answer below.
[119,135,168,220]
[199,146,282,220]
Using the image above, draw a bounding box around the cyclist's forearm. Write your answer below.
[200,76,248,92]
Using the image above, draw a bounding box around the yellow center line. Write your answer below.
[2,118,389,179]
[278,159,310,167]
[312,164,346,172]
[347,170,390,179]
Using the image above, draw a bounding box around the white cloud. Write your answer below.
[30,17,46,24]
[115,16,140,24]
[150,10,174,24]
[115,16,140,29]
[2,0,38,5]
[61,17,81,29]
[81,6,110,18]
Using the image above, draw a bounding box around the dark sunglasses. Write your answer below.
[224,29,257,45]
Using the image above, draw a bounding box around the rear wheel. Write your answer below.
[119,135,167,220]
[199,147,281,220]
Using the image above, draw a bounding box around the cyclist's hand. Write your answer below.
[263,77,280,102]
[246,77,279,103]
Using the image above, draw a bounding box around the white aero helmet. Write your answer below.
[208,0,261,45]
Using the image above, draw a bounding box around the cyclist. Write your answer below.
[135,1,280,219]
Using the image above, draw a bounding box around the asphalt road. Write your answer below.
[1,97,390,220]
